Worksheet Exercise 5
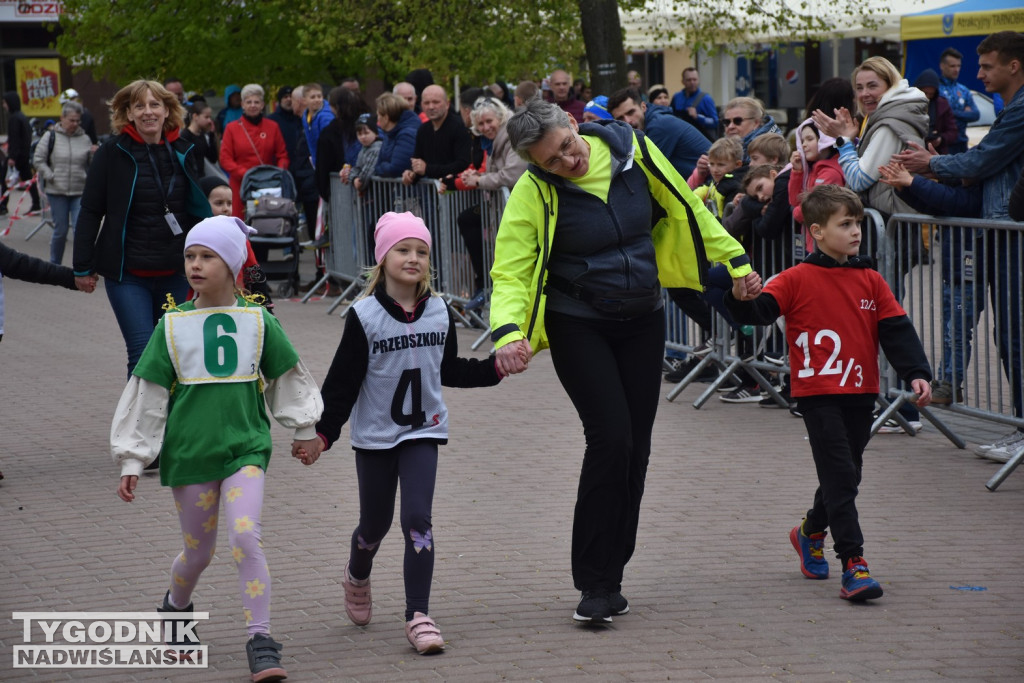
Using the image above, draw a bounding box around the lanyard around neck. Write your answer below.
[145,141,178,211]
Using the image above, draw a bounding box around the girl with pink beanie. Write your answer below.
[292,212,505,654]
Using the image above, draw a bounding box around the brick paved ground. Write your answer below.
[2,213,1022,681]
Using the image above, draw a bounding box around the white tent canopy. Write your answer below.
[619,0,963,51]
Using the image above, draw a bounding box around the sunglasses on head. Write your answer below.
[726,116,755,126]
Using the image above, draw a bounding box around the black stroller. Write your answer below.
[241,165,300,296]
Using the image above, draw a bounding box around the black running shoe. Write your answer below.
[607,591,629,615]
[572,590,612,623]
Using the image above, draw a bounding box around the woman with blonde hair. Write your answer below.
[453,96,528,310]
[811,56,928,218]
[73,79,211,379]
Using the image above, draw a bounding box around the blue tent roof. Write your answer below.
[910,0,1022,16]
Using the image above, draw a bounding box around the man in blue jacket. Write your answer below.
[938,47,981,154]
[670,68,718,141]
[897,30,1024,464]
[607,88,710,178]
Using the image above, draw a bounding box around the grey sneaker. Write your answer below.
[974,430,1024,458]
[245,633,287,682]
[979,432,1024,463]
[931,380,962,405]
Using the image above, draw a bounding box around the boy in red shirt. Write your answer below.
[725,185,932,601]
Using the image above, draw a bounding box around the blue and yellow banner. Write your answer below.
[902,8,1024,41]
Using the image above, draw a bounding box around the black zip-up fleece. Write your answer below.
[527,120,662,320]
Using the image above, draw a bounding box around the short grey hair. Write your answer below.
[240,83,264,101]
[469,97,511,136]
[506,98,570,161]
[61,101,84,117]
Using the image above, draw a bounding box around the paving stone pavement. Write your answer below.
[1,222,1023,682]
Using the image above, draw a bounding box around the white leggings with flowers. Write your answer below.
[167,465,272,637]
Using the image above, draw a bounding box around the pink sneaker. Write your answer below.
[405,612,445,654]
[342,564,371,626]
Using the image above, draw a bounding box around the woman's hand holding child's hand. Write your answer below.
[732,271,763,301]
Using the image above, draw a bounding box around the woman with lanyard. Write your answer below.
[73,80,211,379]
[220,83,289,219]
[490,99,755,623]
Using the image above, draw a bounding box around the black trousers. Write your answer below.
[800,403,873,564]
[457,204,485,292]
[545,307,665,591]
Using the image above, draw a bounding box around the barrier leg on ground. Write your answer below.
[299,273,330,304]
[985,447,1024,492]
[871,394,918,437]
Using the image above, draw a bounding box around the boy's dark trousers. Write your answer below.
[799,402,874,564]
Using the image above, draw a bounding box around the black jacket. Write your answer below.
[1010,168,1024,222]
[3,92,32,162]
[73,131,211,280]
[315,118,351,201]
[0,240,75,288]
[412,112,472,181]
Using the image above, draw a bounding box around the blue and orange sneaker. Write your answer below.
[790,524,829,579]
[840,556,883,601]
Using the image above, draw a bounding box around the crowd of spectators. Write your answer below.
[2,32,1021,461]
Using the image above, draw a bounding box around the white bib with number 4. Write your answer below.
[164,307,264,384]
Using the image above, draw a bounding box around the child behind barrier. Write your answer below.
[789,119,844,255]
[688,136,743,218]
[726,184,932,602]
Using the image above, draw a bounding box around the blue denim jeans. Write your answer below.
[47,194,81,265]
[940,279,985,385]
[104,272,189,378]
[987,232,1024,418]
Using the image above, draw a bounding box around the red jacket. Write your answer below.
[220,116,289,219]
[789,156,844,252]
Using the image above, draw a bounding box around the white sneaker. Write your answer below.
[979,434,1024,464]
[974,430,1024,457]
[877,418,923,434]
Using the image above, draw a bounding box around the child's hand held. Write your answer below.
[911,378,932,408]
[118,475,138,503]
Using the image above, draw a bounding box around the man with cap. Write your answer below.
[607,87,710,178]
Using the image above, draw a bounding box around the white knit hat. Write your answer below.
[184,215,257,280]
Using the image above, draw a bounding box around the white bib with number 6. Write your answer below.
[164,307,264,384]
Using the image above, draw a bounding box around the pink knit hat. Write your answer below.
[184,215,257,280]
[374,211,432,264]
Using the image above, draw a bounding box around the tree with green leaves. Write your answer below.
[56,0,891,99]
[56,0,334,90]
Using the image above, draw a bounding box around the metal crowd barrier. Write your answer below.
[306,176,497,328]
[879,213,1024,491]
[665,209,888,409]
